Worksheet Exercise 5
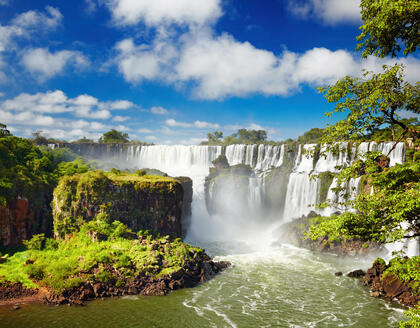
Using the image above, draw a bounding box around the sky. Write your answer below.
[0,0,419,144]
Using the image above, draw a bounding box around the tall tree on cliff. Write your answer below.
[319,0,420,148]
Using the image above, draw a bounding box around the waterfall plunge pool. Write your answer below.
[0,240,406,328]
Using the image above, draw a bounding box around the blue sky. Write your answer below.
[0,0,419,144]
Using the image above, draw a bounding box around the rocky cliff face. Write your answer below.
[52,171,192,239]
[204,163,253,216]
[0,199,51,246]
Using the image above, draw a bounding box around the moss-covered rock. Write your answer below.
[53,171,189,239]
[0,221,230,305]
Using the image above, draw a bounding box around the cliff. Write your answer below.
[204,160,253,216]
[0,199,52,247]
[53,171,192,239]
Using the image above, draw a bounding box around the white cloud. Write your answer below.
[0,0,9,6]
[0,6,62,52]
[194,120,220,129]
[112,115,129,122]
[115,37,177,83]
[138,128,153,133]
[3,90,68,113]
[145,135,157,141]
[107,0,222,26]
[1,90,136,120]
[106,100,136,110]
[289,0,361,24]
[0,109,56,126]
[115,124,130,131]
[165,118,219,129]
[21,48,88,80]
[150,106,169,115]
[176,34,420,100]
[11,6,62,30]
[179,137,206,145]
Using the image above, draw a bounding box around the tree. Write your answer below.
[98,129,129,144]
[0,123,11,137]
[297,128,325,144]
[357,0,420,58]
[207,131,224,144]
[318,65,420,149]
[236,129,267,143]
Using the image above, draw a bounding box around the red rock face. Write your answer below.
[0,199,36,246]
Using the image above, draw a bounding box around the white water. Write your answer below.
[125,142,416,256]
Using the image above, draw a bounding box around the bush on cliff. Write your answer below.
[0,218,207,294]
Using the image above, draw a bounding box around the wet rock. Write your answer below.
[335,272,343,276]
[12,305,20,310]
[347,269,365,278]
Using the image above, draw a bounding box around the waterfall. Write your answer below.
[248,176,264,209]
[72,141,411,253]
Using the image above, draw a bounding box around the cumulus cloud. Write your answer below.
[165,118,219,129]
[0,6,62,53]
[0,109,56,127]
[11,6,62,30]
[288,0,361,24]
[105,100,136,110]
[21,48,88,80]
[150,106,169,115]
[112,115,130,122]
[115,37,177,83]
[138,128,153,133]
[107,0,222,26]
[1,90,137,120]
[114,30,420,100]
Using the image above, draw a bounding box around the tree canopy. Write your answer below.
[318,65,420,146]
[202,129,270,145]
[357,0,420,58]
[98,129,129,144]
[297,128,325,144]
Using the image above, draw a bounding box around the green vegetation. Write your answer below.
[400,306,420,328]
[201,128,274,145]
[384,256,420,295]
[297,128,325,144]
[0,219,205,294]
[308,158,419,244]
[318,64,419,148]
[98,129,129,144]
[53,170,183,239]
[357,0,420,58]
[0,129,92,208]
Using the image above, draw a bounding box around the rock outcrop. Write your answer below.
[43,257,230,306]
[53,171,193,239]
[0,199,51,246]
[279,213,384,256]
[362,259,419,307]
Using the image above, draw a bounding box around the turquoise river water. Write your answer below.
[0,239,406,328]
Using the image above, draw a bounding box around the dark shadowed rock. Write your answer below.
[347,269,365,278]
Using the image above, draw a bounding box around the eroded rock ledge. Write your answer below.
[279,214,384,257]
